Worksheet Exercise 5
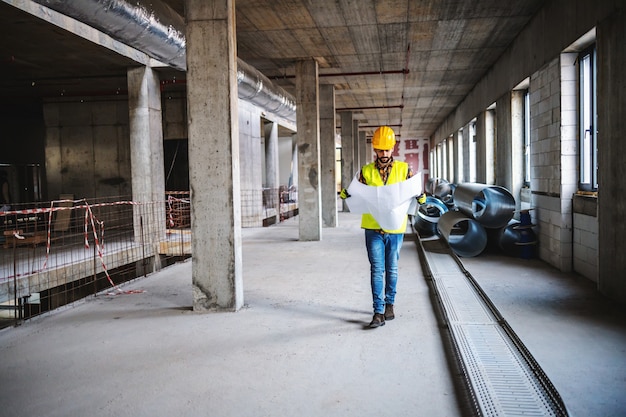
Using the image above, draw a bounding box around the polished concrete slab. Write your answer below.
[0,212,624,417]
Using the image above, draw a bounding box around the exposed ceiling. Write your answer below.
[0,0,547,140]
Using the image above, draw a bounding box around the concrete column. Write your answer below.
[291,136,298,188]
[353,119,360,170]
[127,65,165,271]
[495,93,512,188]
[475,111,495,184]
[265,121,280,224]
[319,85,337,228]
[598,8,626,302]
[295,59,322,241]
[475,113,485,183]
[464,122,473,182]
[485,109,496,184]
[510,91,525,211]
[340,111,354,212]
[358,130,367,171]
[186,0,243,311]
[452,131,461,183]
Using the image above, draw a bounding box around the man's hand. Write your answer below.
[417,193,427,204]
[339,188,351,199]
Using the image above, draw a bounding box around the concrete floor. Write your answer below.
[0,213,624,417]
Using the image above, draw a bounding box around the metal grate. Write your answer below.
[416,235,569,417]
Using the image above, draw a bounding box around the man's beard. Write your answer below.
[377,156,392,165]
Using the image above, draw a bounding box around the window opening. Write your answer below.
[579,45,597,191]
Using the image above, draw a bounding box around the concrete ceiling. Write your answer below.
[0,0,547,140]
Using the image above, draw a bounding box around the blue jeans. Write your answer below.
[365,229,404,314]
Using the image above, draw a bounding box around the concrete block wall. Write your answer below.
[530,57,570,271]
[573,212,598,282]
[528,53,584,274]
[425,1,622,301]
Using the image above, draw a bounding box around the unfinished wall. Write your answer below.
[429,0,624,299]
[597,8,626,301]
[43,98,132,201]
[573,197,598,282]
[528,54,577,273]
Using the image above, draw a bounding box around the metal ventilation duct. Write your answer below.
[31,0,296,121]
[453,183,516,229]
[437,211,487,258]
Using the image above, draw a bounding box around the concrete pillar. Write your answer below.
[295,59,322,241]
[464,122,474,182]
[127,65,165,271]
[476,113,485,183]
[510,91,525,211]
[353,119,360,170]
[485,109,496,184]
[358,130,367,171]
[319,85,337,228]
[475,110,495,184]
[598,8,626,302]
[453,129,463,183]
[340,111,354,212]
[265,121,280,224]
[186,0,243,311]
[291,136,298,188]
[496,93,512,188]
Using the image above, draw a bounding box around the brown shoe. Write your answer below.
[384,304,395,320]
[369,313,385,328]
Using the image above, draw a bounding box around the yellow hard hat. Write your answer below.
[372,126,396,150]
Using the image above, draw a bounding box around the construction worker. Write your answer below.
[342,126,414,328]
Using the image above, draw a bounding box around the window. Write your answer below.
[524,90,531,185]
[469,120,476,183]
[457,128,464,183]
[579,45,597,191]
[441,139,447,179]
[447,134,454,182]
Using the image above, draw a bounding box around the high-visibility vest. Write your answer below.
[360,161,410,233]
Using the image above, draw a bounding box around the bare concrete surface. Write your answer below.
[2,212,624,417]
[461,252,626,417]
[0,214,462,417]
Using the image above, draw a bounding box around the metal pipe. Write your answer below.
[437,211,487,257]
[499,220,523,257]
[413,196,448,237]
[337,104,404,112]
[270,69,409,80]
[236,59,296,119]
[453,183,515,228]
[31,0,297,121]
[499,218,537,259]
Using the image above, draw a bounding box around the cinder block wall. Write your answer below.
[529,54,578,274]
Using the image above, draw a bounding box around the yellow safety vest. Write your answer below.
[360,161,410,233]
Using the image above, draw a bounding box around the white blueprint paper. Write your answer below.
[345,173,422,230]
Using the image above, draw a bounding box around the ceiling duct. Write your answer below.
[31,0,296,121]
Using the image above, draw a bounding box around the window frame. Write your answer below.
[523,90,531,186]
[578,44,598,192]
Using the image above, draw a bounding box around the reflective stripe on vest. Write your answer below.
[360,161,409,233]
